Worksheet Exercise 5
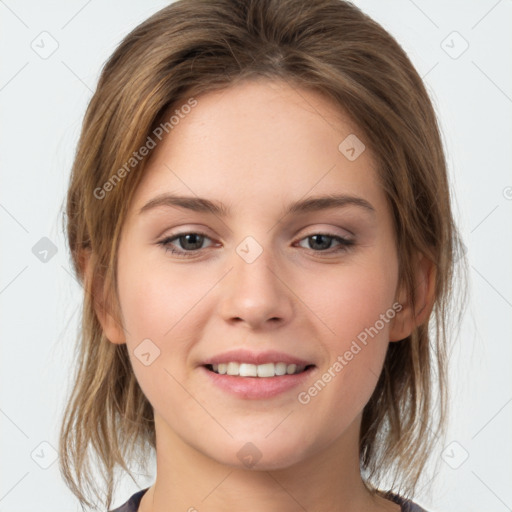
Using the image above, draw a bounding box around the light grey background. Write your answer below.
[1,1,511,511]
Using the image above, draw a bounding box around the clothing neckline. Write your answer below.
[110,486,427,512]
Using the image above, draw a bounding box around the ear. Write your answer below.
[389,252,436,342]
[80,248,127,345]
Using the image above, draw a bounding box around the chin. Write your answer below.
[207,434,313,472]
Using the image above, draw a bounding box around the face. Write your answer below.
[104,79,405,470]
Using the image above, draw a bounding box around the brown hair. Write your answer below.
[59,0,468,509]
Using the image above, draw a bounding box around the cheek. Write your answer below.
[299,257,397,403]
[115,256,193,411]
[305,258,398,342]
[117,252,208,341]
[116,252,213,396]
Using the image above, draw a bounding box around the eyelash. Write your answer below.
[156,231,355,258]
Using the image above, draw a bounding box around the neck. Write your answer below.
[138,413,399,512]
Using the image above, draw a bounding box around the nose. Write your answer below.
[218,242,295,330]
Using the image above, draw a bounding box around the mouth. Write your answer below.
[199,349,316,399]
[200,360,317,399]
[204,362,315,377]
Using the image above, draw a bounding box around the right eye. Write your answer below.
[157,231,214,258]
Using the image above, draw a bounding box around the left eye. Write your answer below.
[157,232,354,258]
[296,233,354,252]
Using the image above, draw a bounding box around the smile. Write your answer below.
[205,362,313,377]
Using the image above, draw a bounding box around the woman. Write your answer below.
[59,1,467,510]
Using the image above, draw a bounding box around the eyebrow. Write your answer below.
[138,193,376,218]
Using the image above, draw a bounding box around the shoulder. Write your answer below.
[108,488,150,512]
[384,491,430,512]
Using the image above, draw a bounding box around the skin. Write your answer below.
[91,79,435,512]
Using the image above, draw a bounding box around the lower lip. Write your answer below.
[200,365,316,399]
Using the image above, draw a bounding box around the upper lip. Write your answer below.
[201,349,314,367]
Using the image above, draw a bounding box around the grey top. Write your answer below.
[109,487,429,511]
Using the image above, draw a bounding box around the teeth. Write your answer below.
[227,362,239,375]
[275,362,287,376]
[257,363,275,377]
[286,364,297,375]
[209,362,306,377]
[239,363,257,377]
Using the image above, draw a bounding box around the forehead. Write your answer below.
[129,79,385,218]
